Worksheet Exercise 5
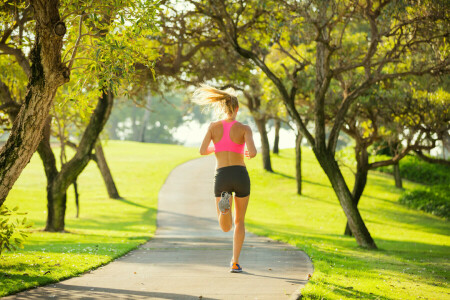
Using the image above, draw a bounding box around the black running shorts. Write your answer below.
[214,165,250,198]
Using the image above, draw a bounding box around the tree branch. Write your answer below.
[0,44,31,77]
[414,150,450,166]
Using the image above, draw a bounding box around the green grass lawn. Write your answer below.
[245,148,449,299]
[2,141,449,299]
[0,141,198,297]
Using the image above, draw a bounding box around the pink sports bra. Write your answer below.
[214,120,245,154]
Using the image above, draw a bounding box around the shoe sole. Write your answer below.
[218,193,231,213]
[230,269,242,273]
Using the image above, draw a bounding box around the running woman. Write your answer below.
[193,85,257,273]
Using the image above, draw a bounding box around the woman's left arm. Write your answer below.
[199,123,215,155]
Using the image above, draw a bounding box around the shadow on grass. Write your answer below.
[302,179,334,189]
[312,280,391,300]
[273,171,295,180]
[247,221,449,289]
[115,197,151,209]
[29,197,155,231]
[64,207,157,233]
[362,206,450,236]
[0,268,55,298]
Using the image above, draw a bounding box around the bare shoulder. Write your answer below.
[236,122,252,133]
[209,121,222,129]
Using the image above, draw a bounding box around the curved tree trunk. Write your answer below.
[254,117,273,172]
[46,89,114,231]
[0,0,69,206]
[316,151,376,249]
[295,132,302,195]
[273,119,280,154]
[345,145,369,236]
[94,141,121,199]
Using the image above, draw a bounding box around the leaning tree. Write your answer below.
[189,0,450,248]
[1,0,160,231]
[338,75,449,235]
[0,0,70,205]
[41,0,159,231]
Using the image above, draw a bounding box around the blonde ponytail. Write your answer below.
[192,84,239,118]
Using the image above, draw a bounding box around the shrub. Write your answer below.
[0,205,33,255]
[399,185,450,219]
[377,155,450,185]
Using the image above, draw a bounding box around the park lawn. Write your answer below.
[245,148,449,300]
[0,141,198,297]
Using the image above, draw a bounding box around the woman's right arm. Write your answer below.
[244,125,257,158]
[199,123,215,155]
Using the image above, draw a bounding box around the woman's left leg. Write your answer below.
[232,195,250,264]
[215,196,233,232]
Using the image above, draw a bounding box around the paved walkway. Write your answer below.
[6,156,313,300]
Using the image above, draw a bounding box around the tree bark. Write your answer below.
[345,144,369,236]
[46,89,114,231]
[393,163,403,188]
[254,117,273,172]
[0,0,69,206]
[36,117,61,231]
[273,119,280,154]
[73,179,79,218]
[316,150,376,249]
[93,141,121,199]
[295,132,302,195]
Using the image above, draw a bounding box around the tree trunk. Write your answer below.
[273,119,280,154]
[47,190,68,231]
[393,163,403,188]
[295,132,302,195]
[37,117,68,232]
[46,89,114,231]
[0,0,69,206]
[36,117,60,231]
[316,150,377,249]
[94,141,121,199]
[345,145,369,236]
[254,117,273,172]
[73,179,79,218]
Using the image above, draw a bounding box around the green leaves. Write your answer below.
[59,0,160,107]
[0,205,33,255]
[49,0,161,146]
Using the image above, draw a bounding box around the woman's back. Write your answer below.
[210,120,247,168]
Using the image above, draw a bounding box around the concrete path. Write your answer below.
[5,156,313,300]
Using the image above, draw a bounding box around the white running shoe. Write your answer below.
[218,192,231,214]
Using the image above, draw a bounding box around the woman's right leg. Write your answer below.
[216,196,232,232]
